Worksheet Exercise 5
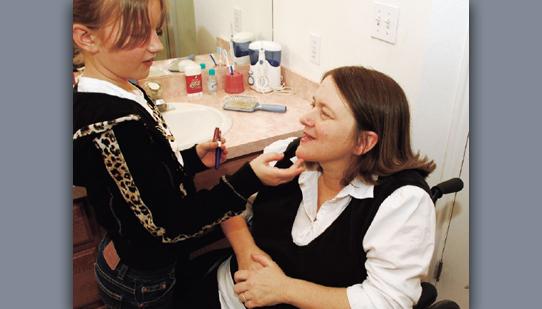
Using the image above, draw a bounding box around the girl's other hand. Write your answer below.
[236,246,271,273]
[250,152,305,186]
[196,137,227,168]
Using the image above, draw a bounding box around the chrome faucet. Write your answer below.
[143,81,169,112]
[155,99,169,112]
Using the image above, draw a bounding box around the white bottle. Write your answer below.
[184,65,203,96]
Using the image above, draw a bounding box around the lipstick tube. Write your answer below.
[213,127,222,169]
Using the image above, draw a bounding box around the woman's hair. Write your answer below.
[73,0,166,50]
[322,66,436,185]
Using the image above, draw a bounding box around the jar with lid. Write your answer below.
[143,81,162,102]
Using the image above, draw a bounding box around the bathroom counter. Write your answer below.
[141,56,313,159]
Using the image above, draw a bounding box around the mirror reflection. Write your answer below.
[158,0,273,60]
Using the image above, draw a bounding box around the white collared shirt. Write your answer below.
[292,169,373,246]
[217,137,435,309]
[77,76,184,165]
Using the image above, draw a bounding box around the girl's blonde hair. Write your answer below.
[73,0,166,50]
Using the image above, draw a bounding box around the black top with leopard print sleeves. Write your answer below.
[73,90,262,269]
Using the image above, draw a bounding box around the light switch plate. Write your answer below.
[309,33,321,65]
[233,7,242,33]
[371,2,399,44]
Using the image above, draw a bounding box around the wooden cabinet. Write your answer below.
[73,187,104,309]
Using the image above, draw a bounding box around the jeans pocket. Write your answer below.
[95,267,124,308]
[136,274,176,308]
[95,263,138,308]
[96,277,123,308]
[95,262,135,294]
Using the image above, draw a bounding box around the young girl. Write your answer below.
[189,66,436,309]
[72,0,303,308]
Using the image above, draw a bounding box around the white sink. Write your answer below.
[161,102,232,150]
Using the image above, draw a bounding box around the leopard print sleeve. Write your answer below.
[73,115,244,243]
[73,114,141,140]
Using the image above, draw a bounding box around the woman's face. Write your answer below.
[93,0,163,82]
[295,76,359,165]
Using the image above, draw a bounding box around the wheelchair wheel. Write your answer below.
[427,299,460,309]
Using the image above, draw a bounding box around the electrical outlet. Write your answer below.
[371,2,399,44]
[309,33,321,65]
[233,8,242,33]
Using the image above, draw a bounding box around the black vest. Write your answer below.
[250,138,430,309]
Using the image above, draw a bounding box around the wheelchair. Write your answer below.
[414,177,464,309]
[185,177,465,309]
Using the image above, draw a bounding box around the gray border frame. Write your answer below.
[470,0,542,307]
[1,0,542,307]
[0,0,71,307]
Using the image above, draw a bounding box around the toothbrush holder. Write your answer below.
[224,71,245,94]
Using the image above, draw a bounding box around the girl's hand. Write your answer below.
[195,137,227,168]
[249,152,305,186]
[236,246,271,272]
[233,254,290,308]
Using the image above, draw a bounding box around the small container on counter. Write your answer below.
[224,71,245,94]
[207,68,218,94]
[143,81,162,102]
[185,65,203,96]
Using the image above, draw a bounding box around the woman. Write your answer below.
[198,66,436,308]
[72,0,303,307]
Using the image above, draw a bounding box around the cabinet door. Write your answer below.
[73,200,95,248]
[73,246,101,308]
[73,188,103,308]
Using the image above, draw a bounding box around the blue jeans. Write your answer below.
[94,237,176,309]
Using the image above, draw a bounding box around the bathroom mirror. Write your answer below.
[158,0,273,60]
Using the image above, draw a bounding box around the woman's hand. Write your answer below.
[250,152,305,186]
[195,137,227,168]
[233,254,290,308]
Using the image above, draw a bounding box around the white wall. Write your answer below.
[274,0,469,186]
[194,0,273,53]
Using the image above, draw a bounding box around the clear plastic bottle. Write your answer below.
[207,68,218,94]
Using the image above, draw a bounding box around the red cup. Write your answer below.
[224,71,245,94]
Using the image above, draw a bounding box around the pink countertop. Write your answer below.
[140,56,312,159]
